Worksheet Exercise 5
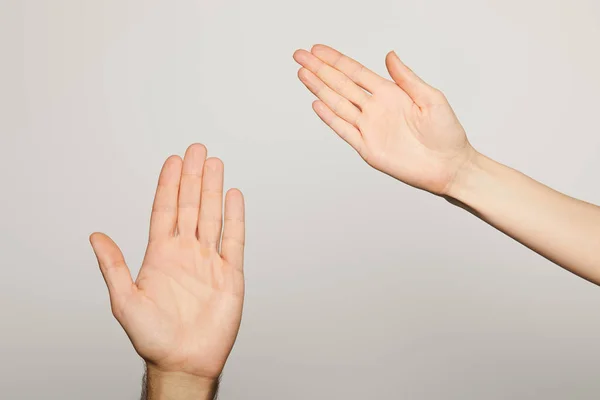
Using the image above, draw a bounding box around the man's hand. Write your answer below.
[294,44,475,195]
[90,144,245,397]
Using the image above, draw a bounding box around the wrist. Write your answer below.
[444,149,488,202]
[145,364,219,400]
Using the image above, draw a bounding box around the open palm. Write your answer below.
[294,44,475,195]
[90,144,245,380]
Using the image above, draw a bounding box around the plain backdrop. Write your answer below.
[2,0,600,399]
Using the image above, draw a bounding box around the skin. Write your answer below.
[90,143,245,399]
[294,44,600,285]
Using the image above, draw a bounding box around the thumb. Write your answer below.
[89,232,135,316]
[385,51,442,107]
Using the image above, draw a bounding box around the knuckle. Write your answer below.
[106,258,127,272]
[349,64,365,81]
[336,76,351,91]
[181,171,202,179]
[332,53,344,68]
[200,212,223,223]
[156,182,179,191]
[355,113,363,128]
[331,96,344,113]
[224,235,245,246]
[178,201,200,209]
[201,189,223,197]
[224,216,244,224]
[152,204,176,213]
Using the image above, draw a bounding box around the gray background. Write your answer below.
[2,0,600,399]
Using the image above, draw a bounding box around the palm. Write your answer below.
[123,238,243,378]
[91,144,245,380]
[294,45,473,195]
[359,83,470,193]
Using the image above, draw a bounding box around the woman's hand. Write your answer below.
[294,44,475,195]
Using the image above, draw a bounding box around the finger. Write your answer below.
[385,51,442,107]
[149,155,183,241]
[312,100,364,155]
[298,68,361,126]
[221,188,245,271]
[311,44,387,93]
[89,232,135,316]
[293,49,370,108]
[177,144,207,237]
[198,158,224,249]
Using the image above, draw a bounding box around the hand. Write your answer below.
[90,143,245,382]
[294,44,476,195]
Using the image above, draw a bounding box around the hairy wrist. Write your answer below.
[142,364,219,400]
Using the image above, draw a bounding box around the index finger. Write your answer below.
[310,44,387,93]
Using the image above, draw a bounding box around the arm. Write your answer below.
[293,44,600,284]
[90,143,246,400]
[448,152,600,284]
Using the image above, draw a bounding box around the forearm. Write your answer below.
[448,151,600,284]
[142,365,219,400]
